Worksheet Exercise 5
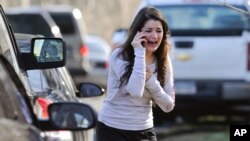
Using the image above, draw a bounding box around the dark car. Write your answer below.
[46,5,92,76]
[5,6,62,38]
[6,6,92,77]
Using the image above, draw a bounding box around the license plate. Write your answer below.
[174,81,197,95]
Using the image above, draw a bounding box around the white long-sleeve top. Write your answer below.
[98,47,175,131]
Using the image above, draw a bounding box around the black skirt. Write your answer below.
[96,121,157,141]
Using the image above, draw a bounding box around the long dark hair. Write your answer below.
[118,6,171,87]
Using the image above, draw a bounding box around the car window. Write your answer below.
[58,67,77,94]
[50,13,75,34]
[157,5,250,30]
[7,14,54,37]
[44,68,75,96]
[0,60,32,124]
[43,69,69,94]
[27,70,50,93]
[27,69,73,99]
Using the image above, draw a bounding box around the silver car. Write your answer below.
[15,33,104,141]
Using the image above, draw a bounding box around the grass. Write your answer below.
[156,124,229,141]
[158,130,229,141]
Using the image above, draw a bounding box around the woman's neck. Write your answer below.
[145,52,155,65]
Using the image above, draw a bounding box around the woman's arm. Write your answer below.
[145,57,175,113]
[110,47,146,97]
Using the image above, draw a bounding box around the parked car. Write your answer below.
[80,34,111,87]
[0,54,42,141]
[46,5,92,76]
[137,0,250,124]
[15,33,105,141]
[0,46,97,141]
[111,28,128,49]
[5,6,62,38]
[0,4,103,141]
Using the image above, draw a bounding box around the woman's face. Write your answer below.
[141,19,163,53]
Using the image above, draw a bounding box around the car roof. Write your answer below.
[44,5,78,13]
[86,35,107,44]
[136,0,250,17]
[15,33,43,40]
[5,6,50,14]
[140,0,249,6]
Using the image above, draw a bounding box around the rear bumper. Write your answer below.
[67,68,87,76]
[66,57,92,76]
[173,80,250,113]
[152,80,250,125]
[74,68,108,87]
[175,80,250,100]
[223,82,250,100]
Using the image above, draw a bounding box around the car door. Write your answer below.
[0,55,43,141]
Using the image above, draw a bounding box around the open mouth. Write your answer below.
[147,40,158,47]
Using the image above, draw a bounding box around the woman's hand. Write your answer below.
[131,31,146,48]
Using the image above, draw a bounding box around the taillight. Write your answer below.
[36,97,52,119]
[96,61,109,68]
[104,61,109,68]
[80,44,89,57]
[247,43,250,71]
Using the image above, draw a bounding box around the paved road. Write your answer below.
[80,94,106,113]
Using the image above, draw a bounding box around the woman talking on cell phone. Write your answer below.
[96,6,175,141]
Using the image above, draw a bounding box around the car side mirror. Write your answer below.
[77,82,105,97]
[21,38,66,70]
[48,102,96,130]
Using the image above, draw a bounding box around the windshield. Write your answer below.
[156,5,250,36]
[7,14,54,37]
[50,13,75,35]
[50,11,87,38]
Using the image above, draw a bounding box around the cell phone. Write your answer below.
[139,30,146,47]
[141,33,146,47]
[141,40,145,47]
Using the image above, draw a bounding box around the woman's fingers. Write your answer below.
[131,31,146,48]
[146,67,153,81]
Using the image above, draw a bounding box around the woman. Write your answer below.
[97,6,175,141]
